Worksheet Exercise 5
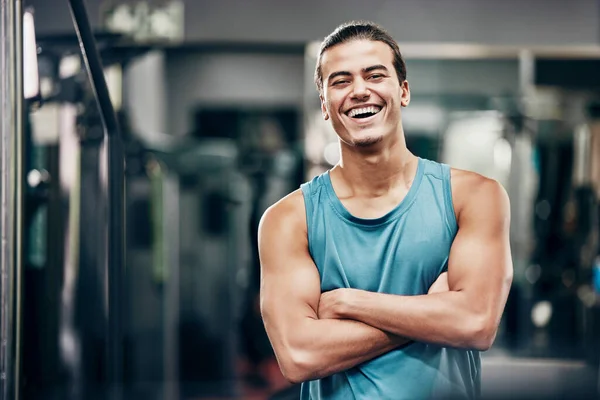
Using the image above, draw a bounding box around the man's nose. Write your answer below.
[351,79,370,99]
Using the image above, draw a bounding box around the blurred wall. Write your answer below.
[165,52,305,136]
[163,56,520,137]
[27,0,597,138]
[26,0,600,46]
[26,0,597,139]
[404,60,519,96]
[125,51,168,136]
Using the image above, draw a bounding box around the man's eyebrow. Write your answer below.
[327,65,389,83]
[327,70,352,82]
[363,64,388,73]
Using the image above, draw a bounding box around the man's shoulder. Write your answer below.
[449,168,509,221]
[449,168,494,190]
[259,189,307,236]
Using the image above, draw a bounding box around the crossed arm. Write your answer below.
[259,174,513,383]
[259,190,409,383]
[317,176,513,350]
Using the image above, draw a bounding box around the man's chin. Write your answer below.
[352,135,383,148]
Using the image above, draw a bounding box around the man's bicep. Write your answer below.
[259,242,322,323]
[447,179,513,320]
[258,197,322,349]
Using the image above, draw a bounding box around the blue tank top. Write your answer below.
[299,157,480,400]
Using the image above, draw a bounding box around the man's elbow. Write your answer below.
[465,318,498,351]
[470,328,497,352]
[465,276,512,351]
[277,347,316,384]
[281,368,309,385]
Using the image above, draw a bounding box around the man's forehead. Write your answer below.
[321,40,394,75]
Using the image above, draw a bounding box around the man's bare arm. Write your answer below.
[259,190,410,384]
[320,173,513,351]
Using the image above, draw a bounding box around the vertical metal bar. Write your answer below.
[66,0,120,136]
[0,1,15,399]
[105,134,124,400]
[13,2,23,400]
[58,102,83,400]
[163,173,180,400]
[66,0,124,397]
[1,1,23,400]
[515,48,537,351]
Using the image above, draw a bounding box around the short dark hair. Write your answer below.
[314,21,407,93]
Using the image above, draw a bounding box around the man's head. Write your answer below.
[315,21,410,148]
[314,21,407,94]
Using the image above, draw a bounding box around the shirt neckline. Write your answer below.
[323,157,424,226]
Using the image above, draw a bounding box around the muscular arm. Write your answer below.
[259,190,410,384]
[326,174,513,351]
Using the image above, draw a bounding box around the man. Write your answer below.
[258,21,513,400]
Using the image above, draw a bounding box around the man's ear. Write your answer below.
[320,94,329,120]
[400,80,411,107]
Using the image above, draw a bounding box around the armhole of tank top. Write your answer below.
[300,182,315,257]
[442,164,458,236]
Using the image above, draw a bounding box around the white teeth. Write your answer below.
[348,106,381,118]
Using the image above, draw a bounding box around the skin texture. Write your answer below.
[259,38,513,383]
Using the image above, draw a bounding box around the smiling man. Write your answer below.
[258,21,513,400]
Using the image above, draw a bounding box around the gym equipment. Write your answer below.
[1,0,126,398]
[1,1,25,399]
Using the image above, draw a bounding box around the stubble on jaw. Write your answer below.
[351,135,383,148]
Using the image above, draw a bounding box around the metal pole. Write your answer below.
[66,0,124,397]
[13,2,23,400]
[163,173,180,400]
[0,1,24,400]
[0,1,14,398]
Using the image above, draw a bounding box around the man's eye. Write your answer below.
[369,74,383,80]
[333,80,348,86]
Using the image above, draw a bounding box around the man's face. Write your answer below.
[319,39,410,148]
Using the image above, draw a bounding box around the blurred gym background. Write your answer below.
[2,0,600,399]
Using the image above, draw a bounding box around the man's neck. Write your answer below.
[333,135,418,197]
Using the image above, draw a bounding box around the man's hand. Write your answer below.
[318,273,450,319]
[318,289,348,319]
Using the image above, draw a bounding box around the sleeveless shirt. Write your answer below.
[299,157,480,400]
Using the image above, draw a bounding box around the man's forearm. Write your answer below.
[339,290,492,350]
[273,317,409,383]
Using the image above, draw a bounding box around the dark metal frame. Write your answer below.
[66,0,124,397]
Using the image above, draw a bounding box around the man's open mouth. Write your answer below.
[346,106,383,119]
